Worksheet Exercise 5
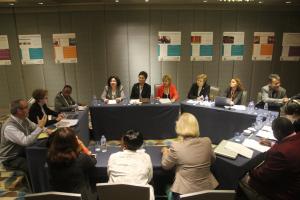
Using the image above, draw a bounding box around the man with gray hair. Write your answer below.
[0,99,47,173]
[261,74,289,111]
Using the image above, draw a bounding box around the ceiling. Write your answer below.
[0,0,299,7]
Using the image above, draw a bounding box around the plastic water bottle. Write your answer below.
[204,95,209,102]
[248,101,255,113]
[256,114,263,130]
[264,102,268,111]
[100,135,107,152]
[92,95,98,106]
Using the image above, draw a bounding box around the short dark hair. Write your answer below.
[284,100,300,116]
[32,89,48,101]
[63,85,72,90]
[272,117,295,141]
[268,74,280,82]
[138,71,148,80]
[10,99,25,115]
[122,130,143,151]
[48,128,79,165]
[107,75,121,87]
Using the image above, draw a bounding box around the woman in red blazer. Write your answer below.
[156,74,179,102]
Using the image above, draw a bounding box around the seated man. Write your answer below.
[54,85,77,112]
[238,117,300,200]
[107,130,154,200]
[0,99,47,173]
[261,74,289,111]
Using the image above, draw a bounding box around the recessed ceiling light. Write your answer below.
[37,2,44,5]
[145,0,149,2]
[203,0,208,2]
[258,1,263,3]
[9,3,14,6]
[285,1,292,4]
[115,0,119,2]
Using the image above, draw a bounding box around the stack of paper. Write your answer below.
[256,126,277,141]
[129,99,142,105]
[108,100,117,104]
[242,139,270,152]
[56,119,79,128]
[159,98,172,104]
[224,140,253,159]
[186,99,198,104]
[214,140,238,159]
[231,105,246,111]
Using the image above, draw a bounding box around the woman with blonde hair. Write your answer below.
[156,74,179,103]
[224,78,244,105]
[161,113,218,200]
[187,74,210,100]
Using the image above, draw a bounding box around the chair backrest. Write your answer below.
[257,92,262,103]
[241,91,248,106]
[25,192,82,200]
[180,190,235,200]
[210,86,220,100]
[154,84,161,98]
[96,183,150,200]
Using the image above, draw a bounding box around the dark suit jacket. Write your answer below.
[187,83,210,99]
[130,83,151,99]
[224,87,243,105]
[249,133,300,200]
[29,102,58,126]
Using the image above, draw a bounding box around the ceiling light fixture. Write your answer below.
[145,0,149,2]
[285,1,292,4]
[37,2,44,5]
[115,0,119,3]
[203,0,208,2]
[9,3,14,6]
[258,1,263,3]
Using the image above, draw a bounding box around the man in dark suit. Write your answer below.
[261,74,289,111]
[130,71,151,99]
[237,117,300,200]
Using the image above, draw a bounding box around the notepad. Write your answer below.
[224,140,253,159]
[242,139,270,153]
[214,140,238,159]
[37,132,49,139]
[256,126,277,141]
[159,98,172,104]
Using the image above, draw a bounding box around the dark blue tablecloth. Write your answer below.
[90,101,180,140]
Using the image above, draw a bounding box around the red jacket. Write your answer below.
[249,133,300,200]
[156,84,179,101]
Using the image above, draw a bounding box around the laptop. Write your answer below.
[215,96,231,107]
[214,140,238,159]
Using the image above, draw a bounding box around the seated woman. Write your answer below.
[107,130,154,200]
[29,89,64,126]
[156,75,179,103]
[130,71,151,99]
[161,113,218,200]
[224,78,244,105]
[54,85,77,112]
[237,117,300,200]
[47,128,97,200]
[101,75,125,103]
[187,74,210,100]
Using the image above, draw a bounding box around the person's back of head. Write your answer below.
[272,117,295,141]
[48,127,79,166]
[176,113,200,138]
[122,130,144,151]
[284,100,300,117]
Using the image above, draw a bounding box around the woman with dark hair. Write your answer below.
[187,74,210,100]
[107,130,154,200]
[47,128,96,200]
[101,75,125,103]
[130,71,151,99]
[237,117,300,200]
[284,99,300,133]
[29,89,64,126]
[224,78,244,105]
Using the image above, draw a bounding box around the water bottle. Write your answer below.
[100,135,107,152]
[248,101,255,113]
[264,102,268,111]
[92,95,98,106]
[204,95,209,102]
[256,114,263,130]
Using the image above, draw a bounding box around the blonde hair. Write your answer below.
[162,74,172,84]
[196,74,208,82]
[176,113,200,138]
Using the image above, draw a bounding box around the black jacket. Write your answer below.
[224,87,243,105]
[28,102,58,126]
[187,83,210,99]
[130,83,151,99]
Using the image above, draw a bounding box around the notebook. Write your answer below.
[214,140,238,159]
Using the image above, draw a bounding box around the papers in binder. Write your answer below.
[242,138,270,152]
[159,98,172,104]
[56,119,78,128]
[224,141,253,159]
[256,126,277,141]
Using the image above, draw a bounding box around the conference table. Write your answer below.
[90,100,180,140]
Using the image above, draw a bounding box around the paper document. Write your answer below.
[186,99,198,104]
[214,140,238,159]
[242,139,270,152]
[256,126,277,141]
[78,106,87,111]
[56,119,78,128]
[108,100,117,104]
[129,99,142,105]
[224,141,253,159]
[159,98,172,104]
[231,105,246,111]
